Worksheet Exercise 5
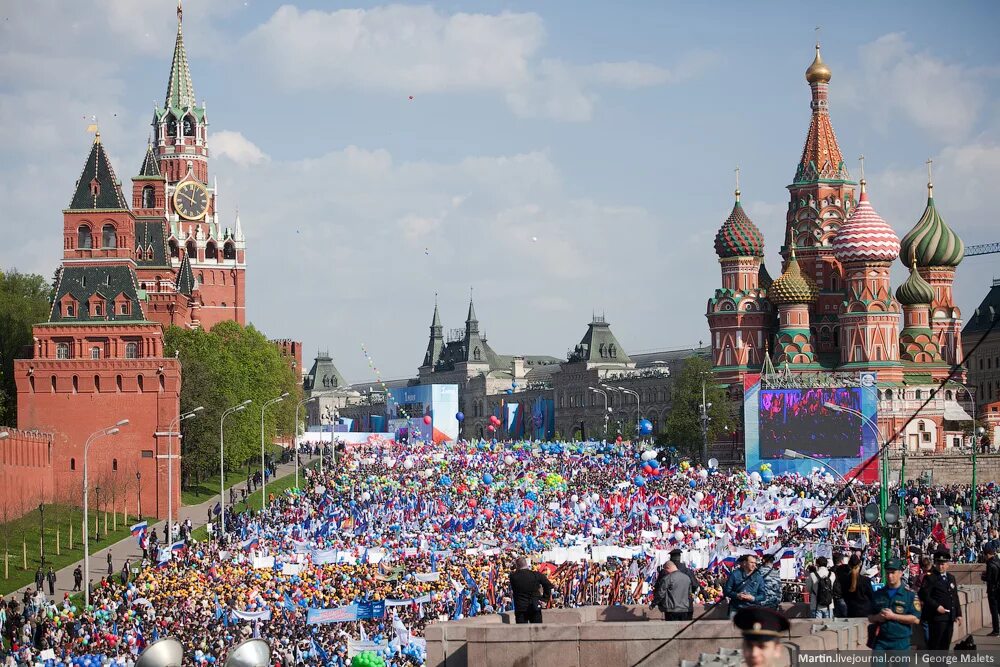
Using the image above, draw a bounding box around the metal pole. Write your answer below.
[589,388,609,440]
[136,472,141,518]
[39,504,44,565]
[294,397,316,490]
[701,381,709,464]
[220,401,250,538]
[82,421,126,608]
[261,393,289,512]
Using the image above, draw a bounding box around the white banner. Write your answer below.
[252,556,275,569]
[347,639,388,659]
[281,563,303,576]
[413,572,440,582]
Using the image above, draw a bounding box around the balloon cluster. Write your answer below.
[351,652,385,667]
[361,343,413,423]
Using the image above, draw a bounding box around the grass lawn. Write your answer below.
[181,445,286,506]
[0,505,152,596]
[189,459,318,542]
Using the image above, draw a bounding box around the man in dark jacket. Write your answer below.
[919,548,962,650]
[984,545,1000,636]
[509,557,553,624]
[670,549,699,620]
[723,555,766,619]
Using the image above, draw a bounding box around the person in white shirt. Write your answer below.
[807,556,836,619]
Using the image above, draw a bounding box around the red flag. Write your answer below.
[931,521,948,547]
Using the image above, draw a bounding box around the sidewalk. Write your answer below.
[9,453,316,602]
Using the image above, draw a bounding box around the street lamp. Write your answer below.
[38,503,45,566]
[261,393,290,511]
[617,387,640,439]
[220,400,252,538]
[294,396,317,490]
[699,381,712,464]
[783,448,861,517]
[167,406,203,541]
[824,401,889,578]
[0,431,9,440]
[83,419,128,606]
[950,382,979,519]
[588,387,609,440]
[136,471,141,517]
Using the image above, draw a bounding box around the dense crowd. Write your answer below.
[2,437,998,666]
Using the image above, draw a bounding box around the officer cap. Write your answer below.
[669,548,683,558]
[885,558,905,571]
[733,606,790,642]
[933,548,951,563]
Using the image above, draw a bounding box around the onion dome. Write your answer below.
[805,44,832,84]
[758,263,773,290]
[895,251,935,306]
[832,181,900,263]
[714,189,765,259]
[769,246,818,305]
[899,182,964,268]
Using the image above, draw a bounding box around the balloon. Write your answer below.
[403,458,414,470]
[648,459,660,469]
[487,425,495,432]
[571,494,579,503]
[634,475,646,487]
[674,530,684,541]
[749,471,762,483]
[649,513,659,523]
[456,412,465,422]
[679,514,688,524]
[423,415,432,425]
[694,491,705,502]
[638,419,653,436]
[360,491,371,501]
[591,493,599,503]
[482,473,494,485]
[698,469,709,479]
[490,415,500,425]
[504,455,515,465]
[761,469,774,483]
[642,465,652,475]
[468,498,478,508]
[689,479,697,488]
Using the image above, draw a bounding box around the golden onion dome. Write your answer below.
[806,44,832,84]
[769,245,819,305]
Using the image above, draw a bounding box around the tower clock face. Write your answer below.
[173,181,209,220]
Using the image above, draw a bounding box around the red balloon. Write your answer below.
[423,415,432,425]
[468,498,478,508]
[483,509,493,519]
[487,425,495,432]
[642,465,652,475]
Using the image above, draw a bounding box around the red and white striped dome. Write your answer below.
[832,185,900,263]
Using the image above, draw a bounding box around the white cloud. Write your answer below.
[240,4,708,121]
[845,33,984,141]
[211,130,270,166]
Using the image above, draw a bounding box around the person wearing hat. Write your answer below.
[867,558,920,652]
[918,548,962,650]
[732,606,789,667]
[669,548,698,620]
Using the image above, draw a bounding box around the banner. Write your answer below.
[232,609,272,621]
[251,556,274,569]
[413,572,440,582]
[311,549,337,565]
[347,639,389,659]
[281,563,303,576]
[306,601,385,625]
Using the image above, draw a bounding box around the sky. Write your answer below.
[2,0,999,383]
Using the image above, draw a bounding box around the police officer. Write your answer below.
[732,606,789,667]
[919,547,962,650]
[868,558,920,651]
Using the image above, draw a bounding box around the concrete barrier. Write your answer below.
[425,585,991,667]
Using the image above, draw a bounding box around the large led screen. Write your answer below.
[758,387,864,459]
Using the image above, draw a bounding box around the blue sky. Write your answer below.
[2,1,998,382]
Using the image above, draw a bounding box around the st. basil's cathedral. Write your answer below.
[707,45,969,454]
[1,3,249,519]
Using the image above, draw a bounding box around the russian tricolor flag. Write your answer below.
[130,521,148,537]
[170,541,185,552]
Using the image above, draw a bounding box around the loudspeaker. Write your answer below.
[135,638,183,667]
[224,639,271,667]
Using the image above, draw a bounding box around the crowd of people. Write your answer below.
[2,437,998,665]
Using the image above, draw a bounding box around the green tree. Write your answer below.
[164,322,299,487]
[0,269,52,424]
[663,356,734,462]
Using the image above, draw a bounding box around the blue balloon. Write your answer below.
[482,473,494,485]
[648,459,660,469]
[689,479,697,488]
[456,412,465,422]
[638,419,653,436]
[634,475,646,487]
[440,475,452,486]
[679,514,688,523]
[761,469,774,483]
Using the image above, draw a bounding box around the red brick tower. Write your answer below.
[157,1,246,329]
[14,136,181,519]
[784,44,856,356]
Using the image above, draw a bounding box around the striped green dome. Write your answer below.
[899,189,964,268]
[895,258,935,306]
[769,248,818,305]
[715,198,765,259]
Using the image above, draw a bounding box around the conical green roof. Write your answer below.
[899,186,963,268]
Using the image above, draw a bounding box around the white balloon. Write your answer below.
[403,459,414,470]
[504,455,515,465]
[641,450,656,461]
[360,491,371,501]
[591,493,600,503]
[698,469,709,479]
[694,491,705,502]
[571,494,579,503]
[687,518,699,528]
[749,471,762,482]
[649,514,659,524]
[674,530,684,541]
[692,531,701,540]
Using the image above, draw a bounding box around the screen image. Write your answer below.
[758,387,864,459]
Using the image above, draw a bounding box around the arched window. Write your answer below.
[918,420,926,432]
[142,185,155,208]
[183,115,195,136]
[112,459,118,471]
[186,240,197,258]
[56,343,71,359]
[116,375,123,392]
[166,114,177,136]
[70,458,76,471]
[72,375,79,393]
[205,242,217,260]
[885,389,893,400]
[473,347,481,361]
[102,224,117,248]
[169,239,179,258]
[945,390,953,400]
[137,375,144,392]
[94,375,101,392]
[223,242,236,260]
[91,346,101,359]
[915,389,923,400]
[50,375,57,392]
[78,225,93,249]
[125,342,139,359]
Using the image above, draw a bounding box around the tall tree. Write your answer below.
[663,355,735,461]
[0,269,52,424]
[164,322,299,486]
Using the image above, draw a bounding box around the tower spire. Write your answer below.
[165,0,196,111]
[926,158,934,198]
[734,166,741,202]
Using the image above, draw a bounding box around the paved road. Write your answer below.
[9,453,317,602]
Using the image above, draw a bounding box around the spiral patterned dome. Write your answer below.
[769,247,819,305]
[899,188,964,268]
[714,195,765,259]
[895,256,935,306]
[832,185,900,263]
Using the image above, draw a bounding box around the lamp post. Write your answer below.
[136,472,141,518]
[38,503,45,566]
[94,486,101,539]
[617,387,640,440]
[699,381,712,465]
[294,396,317,490]
[950,382,978,520]
[588,387,609,440]
[783,448,862,518]
[220,400,252,538]
[83,419,128,607]
[825,401,889,578]
[261,393,290,511]
[167,406,203,541]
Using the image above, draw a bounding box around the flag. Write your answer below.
[468,594,481,618]
[130,521,148,537]
[931,522,948,547]
[170,541,185,553]
[213,503,221,516]
[451,590,467,620]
